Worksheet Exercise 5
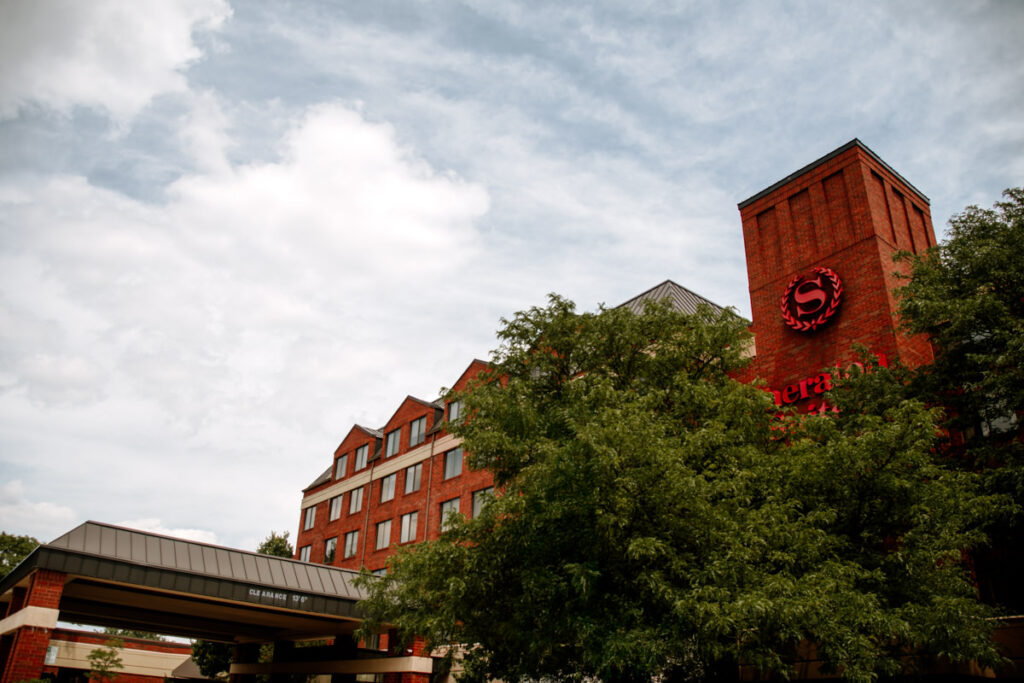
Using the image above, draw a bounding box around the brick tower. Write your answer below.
[738,139,936,409]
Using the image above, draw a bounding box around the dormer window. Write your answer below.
[409,417,426,447]
[448,399,463,422]
[354,444,368,470]
[386,428,401,457]
[334,454,348,480]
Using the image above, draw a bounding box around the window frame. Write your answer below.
[473,486,495,518]
[448,399,463,422]
[334,453,348,480]
[349,486,364,514]
[404,463,422,494]
[440,498,460,530]
[400,511,419,543]
[380,473,397,502]
[303,505,316,530]
[409,416,426,447]
[343,530,359,558]
[375,519,392,550]
[386,428,401,457]
[323,537,337,564]
[298,545,311,562]
[354,444,369,471]
[329,495,343,521]
[443,447,463,480]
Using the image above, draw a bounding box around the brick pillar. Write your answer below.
[0,569,65,683]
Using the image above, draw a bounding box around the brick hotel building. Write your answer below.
[294,138,942,576]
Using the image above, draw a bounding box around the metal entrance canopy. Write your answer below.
[0,521,367,644]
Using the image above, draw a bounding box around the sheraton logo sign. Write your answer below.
[780,267,843,332]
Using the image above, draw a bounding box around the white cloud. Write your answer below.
[0,0,231,122]
[0,101,491,546]
[0,480,76,541]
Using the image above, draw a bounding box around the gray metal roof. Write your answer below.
[45,521,364,601]
[616,279,726,316]
[303,465,333,492]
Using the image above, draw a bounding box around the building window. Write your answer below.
[324,537,337,564]
[380,473,397,502]
[404,463,422,494]
[334,454,348,480]
[444,447,463,479]
[409,417,426,447]
[473,487,495,518]
[386,428,401,457]
[375,520,392,550]
[354,444,368,471]
[400,511,418,543]
[329,495,343,521]
[303,506,316,530]
[448,399,463,422]
[440,498,460,530]
[343,530,359,558]
[298,545,311,562]
[349,486,364,514]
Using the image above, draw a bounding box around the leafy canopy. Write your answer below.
[0,532,39,577]
[357,297,999,682]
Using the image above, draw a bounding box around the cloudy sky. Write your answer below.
[1,1,1022,552]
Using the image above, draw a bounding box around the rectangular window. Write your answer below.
[375,520,392,550]
[400,511,418,543]
[386,428,401,457]
[303,506,316,530]
[380,473,396,502]
[444,447,463,479]
[298,545,311,562]
[409,417,426,447]
[349,486,364,514]
[329,495,343,521]
[404,463,422,494]
[448,399,463,422]
[334,454,348,480]
[354,444,368,471]
[440,498,460,530]
[324,537,337,564]
[473,487,495,518]
[343,530,359,558]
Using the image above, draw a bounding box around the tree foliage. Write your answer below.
[87,637,123,683]
[897,186,1024,608]
[257,530,295,558]
[357,296,1001,682]
[0,532,39,577]
[102,627,165,641]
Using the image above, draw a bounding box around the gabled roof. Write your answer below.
[379,395,437,433]
[616,279,725,316]
[303,465,333,492]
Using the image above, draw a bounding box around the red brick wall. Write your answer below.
[739,143,935,409]
[0,627,51,683]
[296,360,493,574]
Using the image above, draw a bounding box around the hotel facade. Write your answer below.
[294,138,940,577]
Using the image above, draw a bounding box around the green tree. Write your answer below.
[257,530,294,558]
[102,627,165,641]
[0,532,39,577]
[357,296,1000,682]
[192,530,296,678]
[87,637,123,683]
[896,187,1024,609]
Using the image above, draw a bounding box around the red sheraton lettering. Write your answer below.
[770,353,888,407]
